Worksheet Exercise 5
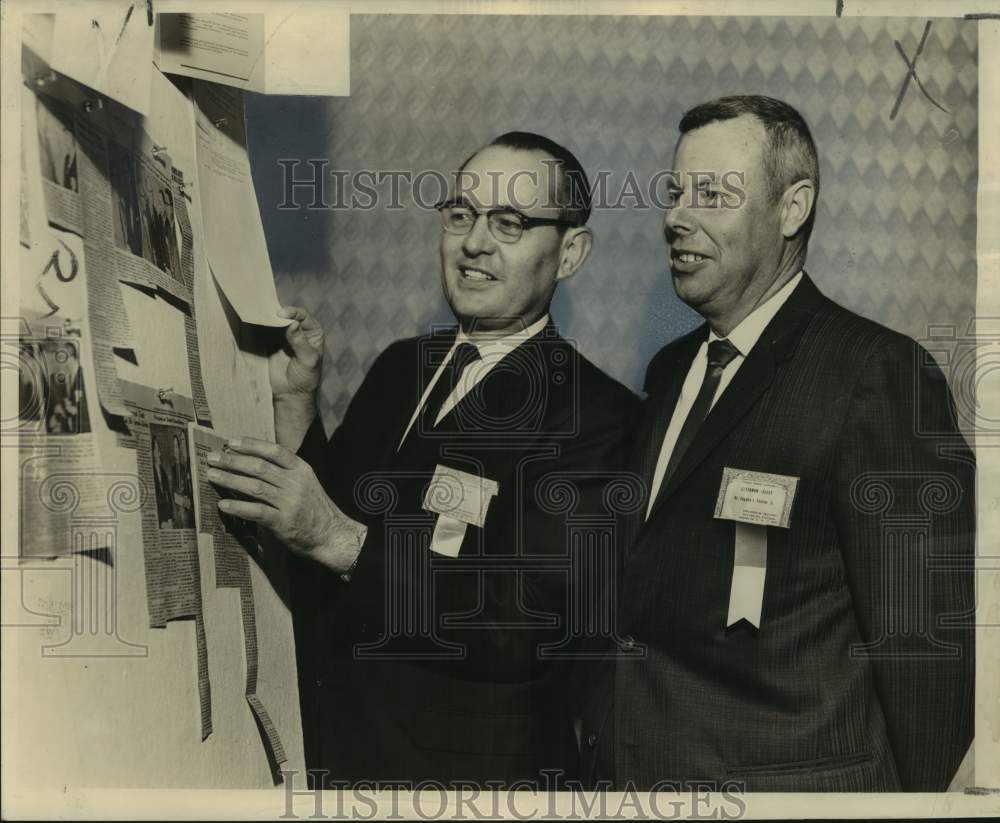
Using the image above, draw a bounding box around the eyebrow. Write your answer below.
[436,196,472,210]
[436,197,524,215]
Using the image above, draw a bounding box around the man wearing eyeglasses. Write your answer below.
[206,132,636,786]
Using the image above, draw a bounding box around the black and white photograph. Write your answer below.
[3,1,999,820]
[18,336,91,436]
[108,139,143,257]
[137,153,181,281]
[149,422,195,531]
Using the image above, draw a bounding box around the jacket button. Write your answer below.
[620,635,635,651]
[586,732,598,749]
[359,622,368,636]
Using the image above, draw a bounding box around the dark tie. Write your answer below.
[659,337,740,490]
[419,341,481,430]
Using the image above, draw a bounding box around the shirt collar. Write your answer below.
[708,272,803,356]
[454,313,550,359]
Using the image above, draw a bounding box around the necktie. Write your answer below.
[420,341,481,429]
[659,337,740,491]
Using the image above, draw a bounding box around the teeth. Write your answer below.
[677,253,705,263]
[462,268,495,281]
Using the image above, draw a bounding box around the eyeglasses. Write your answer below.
[436,201,574,244]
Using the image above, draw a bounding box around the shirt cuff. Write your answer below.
[337,520,367,583]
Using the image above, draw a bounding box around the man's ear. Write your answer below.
[780,179,815,239]
[556,226,593,281]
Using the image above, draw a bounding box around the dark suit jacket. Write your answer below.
[580,275,975,792]
[292,323,637,786]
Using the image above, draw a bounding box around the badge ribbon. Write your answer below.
[422,465,499,557]
[714,468,799,629]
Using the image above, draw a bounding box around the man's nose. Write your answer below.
[663,199,694,241]
[462,213,496,256]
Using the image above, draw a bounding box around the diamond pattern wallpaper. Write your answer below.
[246,15,978,432]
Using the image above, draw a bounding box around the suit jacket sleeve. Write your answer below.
[832,334,975,791]
[287,342,407,765]
[297,342,408,512]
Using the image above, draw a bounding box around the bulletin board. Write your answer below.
[0,6,339,790]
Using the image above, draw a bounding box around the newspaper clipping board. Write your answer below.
[5,4,305,795]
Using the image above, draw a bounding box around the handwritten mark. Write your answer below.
[35,238,80,316]
[35,283,60,317]
[891,20,950,119]
[41,239,79,284]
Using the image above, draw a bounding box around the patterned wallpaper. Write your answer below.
[246,15,978,432]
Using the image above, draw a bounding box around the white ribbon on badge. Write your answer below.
[429,514,468,558]
[422,465,499,557]
[714,467,799,629]
[728,523,767,628]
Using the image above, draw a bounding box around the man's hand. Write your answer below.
[270,306,324,450]
[270,305,324,398]
[206,436,364,575]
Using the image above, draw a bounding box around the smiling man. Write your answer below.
[206,132,636,786]
[580,95,975,792]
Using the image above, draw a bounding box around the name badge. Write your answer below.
[714,468,799,629]
[714,468,798,529]
[422,466,499,557]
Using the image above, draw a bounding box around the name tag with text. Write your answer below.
[422,465,499,528]
[714,467,798,529]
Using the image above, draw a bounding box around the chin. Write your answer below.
[671,275,701,302]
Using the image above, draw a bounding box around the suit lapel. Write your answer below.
[440,322,556,434]
[650,342,776,512]
[384,331,455,468]
[642,274,826,526]
[630,330,704,537]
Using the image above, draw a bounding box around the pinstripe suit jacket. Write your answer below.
[580,274,975,791]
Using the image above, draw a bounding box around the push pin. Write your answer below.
[33,70,57,88]
[212,117,228,129]
[82,98,104,113]
[152,144,167,157]
[156,387,174,404]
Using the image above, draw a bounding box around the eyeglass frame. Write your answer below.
[435,198,577,243]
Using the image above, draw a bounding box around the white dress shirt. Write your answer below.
[398,313,550,448]
[646,272,803,516]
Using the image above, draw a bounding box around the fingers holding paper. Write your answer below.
[270,305,325,397]
[270,304,325,450]
[207,436,364,575]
